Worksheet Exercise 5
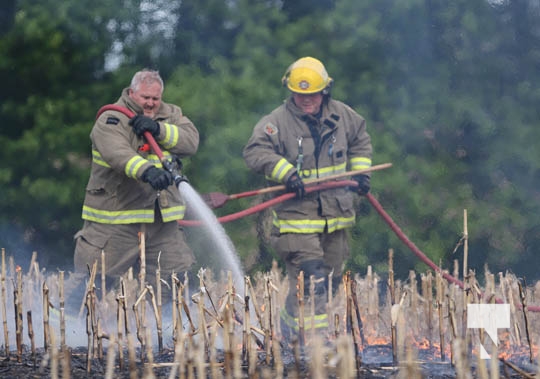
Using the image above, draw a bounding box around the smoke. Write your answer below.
[0,264,210,351]
[0,223,39,272]
[0,183,249,351]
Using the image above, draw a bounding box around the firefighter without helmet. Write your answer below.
[282,56,333,94]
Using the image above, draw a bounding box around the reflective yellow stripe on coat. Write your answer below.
[272,211,355,233]
[297,161,347,180]
[82,206,154,224]
[268,158,295,182]
[82,205,186,224]
[160,123,180,149]
[349,156,372,171]
[161,206,186,222]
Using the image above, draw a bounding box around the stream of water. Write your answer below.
[178,181,245,294]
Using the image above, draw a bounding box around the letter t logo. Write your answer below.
[467,304,510,359]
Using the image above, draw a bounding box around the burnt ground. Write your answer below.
[1,267,538,378]
[0,344,531,378]
[0,346,203,379]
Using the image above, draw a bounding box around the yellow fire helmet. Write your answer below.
[282,56,333,94]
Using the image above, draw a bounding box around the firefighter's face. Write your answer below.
[292,92,323,115]
[129,81,162,118]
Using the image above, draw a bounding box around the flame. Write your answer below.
[365,335,391,346]
[466,331,540,361]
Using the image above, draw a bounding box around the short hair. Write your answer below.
[130,69,164,94]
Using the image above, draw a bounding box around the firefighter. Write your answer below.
[73,69,199,301]
[243,57,373,339]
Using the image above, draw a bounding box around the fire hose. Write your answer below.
[96,104,540,312]
[365,192,540,312]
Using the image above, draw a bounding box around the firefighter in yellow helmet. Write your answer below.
[283,56,333,94]
[243,57,373,341]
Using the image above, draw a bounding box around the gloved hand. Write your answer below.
[351,174,370,195]
[129,115,160,137]
[141,166,173,190]
[286,173,305,199]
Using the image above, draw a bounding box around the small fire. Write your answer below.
[496,332,538,361]
[365,335,390,346]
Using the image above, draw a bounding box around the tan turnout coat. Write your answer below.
[243,96,372,234]
[81,88,199,224]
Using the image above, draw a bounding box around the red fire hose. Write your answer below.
[365,193,464,288]
[366,193,540,312]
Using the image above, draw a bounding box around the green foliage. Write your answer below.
[2,0,540,283]
[0,0,130,266]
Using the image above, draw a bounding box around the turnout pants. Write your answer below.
[74,215,195,301]
[271,227,350,319]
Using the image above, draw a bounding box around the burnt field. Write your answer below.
[0,248,538,378]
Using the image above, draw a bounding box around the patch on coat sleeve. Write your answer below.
[106,116,120,125]
[264,123,278,135]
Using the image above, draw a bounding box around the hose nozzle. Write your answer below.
[162,155,187,186]
[173,174,189,186]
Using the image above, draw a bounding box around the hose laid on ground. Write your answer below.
[365,193,463,288]
[365,192,540,312]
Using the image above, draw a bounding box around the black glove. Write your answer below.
[352,174,370,195]
[286,173,305,199]
[141,166,173,190]
[129,115,160,137]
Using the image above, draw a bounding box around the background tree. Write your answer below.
[1,0,540,283]
[0,0,128,266]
